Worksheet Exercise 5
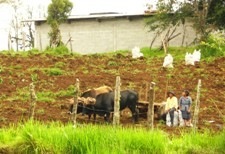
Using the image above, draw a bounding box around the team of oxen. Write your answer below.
[68,86,165,123]
[68,86,140,123]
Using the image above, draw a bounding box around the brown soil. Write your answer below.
[0,53,224,133]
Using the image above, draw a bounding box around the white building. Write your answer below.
[33,13,196,54]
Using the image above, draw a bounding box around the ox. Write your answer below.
[69,86,113,118]
[82,90,139,123]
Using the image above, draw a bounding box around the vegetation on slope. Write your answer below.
[0,121,225,154]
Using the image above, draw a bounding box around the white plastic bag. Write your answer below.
[185,49,201,65]
[173,111,179,127]
[193,49,201,62]
[132,47,143,59]
[166,112,171,127]
[163,54,173,68]
[185,52,195,65]
[178,110,184,127]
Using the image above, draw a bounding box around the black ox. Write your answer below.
[69,90,139,123]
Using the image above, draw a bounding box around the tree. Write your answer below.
[207,0,225,29]
[22,6,35,49]
[146,0,193,50]
[47,0,73,47]
[4,0,36,51]
[9,0,23,51]
[146,0,225,49]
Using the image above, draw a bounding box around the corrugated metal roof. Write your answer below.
[23,12,155,22]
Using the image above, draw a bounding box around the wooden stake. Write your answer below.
[165,78,169,101]
[145,82,148,101]
[147,82,156,130]
[29,82,37,120]
[113,76,121,126]
[72,78,80,127]
[193,79,202,132]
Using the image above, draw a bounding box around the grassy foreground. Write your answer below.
[0,121,224,154]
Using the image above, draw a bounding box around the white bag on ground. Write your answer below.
[163,54,173,68]
[166,112,171,127]
[193,49,201,62]
[132,47,143,59]
[178,110,184,127]
[185,49,201,65]
[173,111,179,127]
[185,52,195,65]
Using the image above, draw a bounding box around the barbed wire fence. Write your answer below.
[19,68,204,127]
[67,71,203,127]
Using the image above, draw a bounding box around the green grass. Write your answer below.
[3,84,74,103]
[0,121,224,154]
[43,67,64,76]
[0,46,220,61]
[141,46,196,60]
[54,61,66,68]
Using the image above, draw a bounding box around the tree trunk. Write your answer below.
[147,82,156,130]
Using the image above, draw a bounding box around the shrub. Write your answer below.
[54,45,69,54]
[45,45,70,55]
[199,31,225,58]
[31,73,38,82]
[107,60,118,66]
[28,48,40,55]
[56,85,74,97]
[44,68,64,76]
[37,91,55,102]
[54,62,66,68]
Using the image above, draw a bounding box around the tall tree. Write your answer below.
[47,0,73,47]
[207,0,225,29]
[9,0,23,51]
[146,0,225,48]
[146,0,193,50]
[22,6,35,49]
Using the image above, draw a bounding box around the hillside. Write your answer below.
[0,51,224,131]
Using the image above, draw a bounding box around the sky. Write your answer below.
[0,0,158,50]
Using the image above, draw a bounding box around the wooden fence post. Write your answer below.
[72,78,80,127]
[193,79,202,132]
[164,78,169,101]
[147,82,156,130]
[145,82,148,101]
[113,76,121,126]
[29,82,37,120]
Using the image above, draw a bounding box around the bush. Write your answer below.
[54,62,66,68]
[28,48,40,55]
[37,91,55,102]
[56,85,74,97]
[43,68,64,76]
[199,31,225,58]
[54,45,69,54]
[45,45,70,55]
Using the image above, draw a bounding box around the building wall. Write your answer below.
[35,16,196,54]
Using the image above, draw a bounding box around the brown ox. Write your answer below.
[68,86,113,117]
[82,86,113,98]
